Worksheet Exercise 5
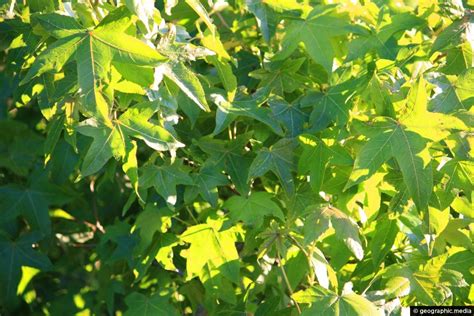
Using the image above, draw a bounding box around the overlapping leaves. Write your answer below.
[0,1,473,315]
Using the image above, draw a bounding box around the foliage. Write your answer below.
[0,0,473,314]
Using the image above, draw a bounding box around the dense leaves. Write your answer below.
[0,0,473,315]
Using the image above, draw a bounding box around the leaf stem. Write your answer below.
[185,206,199,225]
[172,215,193,227]
[277,252,302,314]
[361,272,381,295]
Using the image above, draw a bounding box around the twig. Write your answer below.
[185,206,199,225]
[361,273,380,295]
[172,215,193,227]
[71,242,97,248]
[277,252,302,314]
[216,12,230,29]
[90,178,106,233]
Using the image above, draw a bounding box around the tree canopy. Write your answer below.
[0,0,473,314]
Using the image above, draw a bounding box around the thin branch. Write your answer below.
[361,273,381,295]
[277,252,302,315]
[215,12,231,29]
[89,178,106,233]
[185,206,199,225]
[172,214,193,227]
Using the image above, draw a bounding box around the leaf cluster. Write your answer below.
[0,0,473,315]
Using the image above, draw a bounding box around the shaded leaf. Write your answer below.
[124,292,179,316]
[293,285,381,316]
[0,233,52,306]
[224,192,284,227]
[248,138,297,195]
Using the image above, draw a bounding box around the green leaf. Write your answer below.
[208,56,236,100]
[347,117,433,211]
[113,61,154,87]
[76,119,126,177]
[180,219,240,283]
[319,206,364,261]
[431,18,469,53]
[430,68,474,113]
[0,174,72,236]
[134,205,173,254]
[124,292,179,316]
[401,77,468,141]
[124,0,154,25]
[441,43,473,75]
[200,268,237,304]
[77,102,181,177]
[434,218,474,252]
[116,102,182,152]
[0,121,43,176]
[445,250,474,285]
[28,10,167,120]
[382,254,465,305]
[197,135,252,195]
[185,0,215,32]
[376,13,425,43]
[371,216,399,267]
[441,159,474,198]
[348,13,425,60]
[246,0,280,42]
[159,62,210,111]
[363,72,395,116]
[345,130,394,189]
[200,28,230,61]
[74,27,167,117]
[292,285,381,316]
[224,192,284,227]
[225,153,253,196]
[0,233,52,306]
[123,140,139,196]
[75,36,113,119]
[248,138,297,195]
[250,58,306,95]
[92,29,167,65]
[192,164,229,207]
[451,196,474,218]
[428,207,450,235]
[140,159,193,205]
[453,68,474,105]
[269,96,308,137]
[32,13,84,38]
[213,94,284,135]
[44,114,65,159]
[287,182,321,214]
[155,233,179,271]
[275,9,349,74]
[95,5,135,33]
[28,0,55,12]
[302,89,350,132]
[21,34,83,85]
[98,222,138,266]
[298,135,331,192]
[390,127,433,212]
